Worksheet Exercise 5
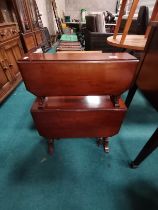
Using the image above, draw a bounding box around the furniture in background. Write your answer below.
[107,0,151,51]
[57,34,82,51]
[51,0,63,35]
[126,24,158,111]
[0,0,24,103]
[84,6,149,52]
[41,27,52,53]
[0,0,50,103]
[84,15,123,52]
[107,0,158,168]
[57,41,82,51]
[12,0,45,53]
[18,52,138,155]
[65,22,86,33]
[124,24,158,168]
[119,6,149,36]
[105,24,116,33]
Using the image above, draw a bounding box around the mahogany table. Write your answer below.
[18,52,138,155]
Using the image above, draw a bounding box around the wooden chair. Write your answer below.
[18,52,138,155]
[107,0,158,51]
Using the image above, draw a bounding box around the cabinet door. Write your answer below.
[22,32,37,52]
[28,0,39,30]
[0,52,13,102]
[0,0,16,23]
[1,37,23,79]
[34,30,43,46]
[13,0,31,33]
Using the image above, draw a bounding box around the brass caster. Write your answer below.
[103,137,109,153]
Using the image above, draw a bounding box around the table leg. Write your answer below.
[97,137,109,153]
[130,128,158,168]
[125,84,137,108]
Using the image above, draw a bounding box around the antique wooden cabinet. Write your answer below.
[0,0,46,102]
[12,0,44,53]
[0,0,23,103]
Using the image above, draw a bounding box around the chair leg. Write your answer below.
[48,139,54,155]
[130,128,158,168]
[125,84,137,108]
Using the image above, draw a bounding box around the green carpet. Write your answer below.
[0,83,158,210]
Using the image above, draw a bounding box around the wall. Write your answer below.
[65,0,118,20]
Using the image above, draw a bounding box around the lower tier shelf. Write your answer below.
[31,95,127,139]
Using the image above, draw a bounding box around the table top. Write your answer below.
[19,52,137,62]
[107,35,147,51]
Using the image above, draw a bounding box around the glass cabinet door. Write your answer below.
[14,0,31,32]
[28,0,39,29]
[0,0,16,23]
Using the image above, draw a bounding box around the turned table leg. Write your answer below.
[48,139,54,155]
[97,137,109,153]
[97,137,103,147]
[103,137,109,153]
